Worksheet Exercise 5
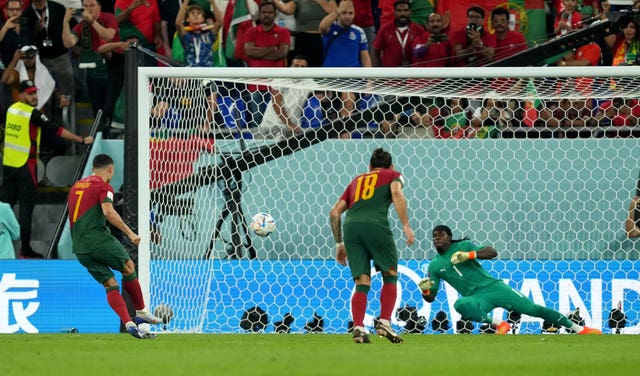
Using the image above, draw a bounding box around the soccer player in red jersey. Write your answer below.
[491,7,527,62]
[68,154,161,339]
[330,148,415,344]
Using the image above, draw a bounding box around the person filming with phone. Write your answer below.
[450,6,495,66]
[0,0,36,123]
[411,12,453,67]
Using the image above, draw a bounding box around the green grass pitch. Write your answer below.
[1,333,637,375]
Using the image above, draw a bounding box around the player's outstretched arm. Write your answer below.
[451,246,497,264]
[102,202,141,245]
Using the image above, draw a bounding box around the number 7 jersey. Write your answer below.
[339,168,404,227]
[67,175,115,253]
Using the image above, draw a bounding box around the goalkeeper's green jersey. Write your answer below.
[427,240,502,296]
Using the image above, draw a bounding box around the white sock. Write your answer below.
[125,321,136,328]
[570,323,583,332]
[491,318,502,326]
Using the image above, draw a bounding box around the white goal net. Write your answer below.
[137,67,640,334]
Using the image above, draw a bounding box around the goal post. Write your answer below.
[137,66,640,334]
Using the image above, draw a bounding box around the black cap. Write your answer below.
[19,80,37,93]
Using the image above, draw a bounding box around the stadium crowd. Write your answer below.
[0,0,636,142]
[1,0,640,257]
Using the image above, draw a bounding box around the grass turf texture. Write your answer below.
[1,333,637,375]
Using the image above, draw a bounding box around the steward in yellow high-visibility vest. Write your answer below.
[0,79,94,258]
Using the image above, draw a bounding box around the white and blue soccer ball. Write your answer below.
[251,212,276,237]
[153,304,174,324]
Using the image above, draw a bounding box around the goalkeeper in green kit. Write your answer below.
[419,225,602,334]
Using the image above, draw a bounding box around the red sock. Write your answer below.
[351,291,368,327]
[123,278,145,310]
[107,289,132,325]
[380,283,397,321]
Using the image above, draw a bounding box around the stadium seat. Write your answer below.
[45,156,81,187]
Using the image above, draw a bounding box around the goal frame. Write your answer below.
[136,66,640,332]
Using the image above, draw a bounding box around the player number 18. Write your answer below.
[353,173,378,202]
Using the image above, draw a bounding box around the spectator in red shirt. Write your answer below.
[558,42,601,66]
[491,7,526,62]
[450,6,495,66]
[242,1,290,128]
[411,12,452,67]
[352,0,374,56]
[554,0,582,35]
[372,0,424,67]
[62,0,118,117]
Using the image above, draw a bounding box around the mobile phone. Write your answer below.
[74,8,83,17]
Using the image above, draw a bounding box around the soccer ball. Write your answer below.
[251,212,276,237]
[153,304,174,324]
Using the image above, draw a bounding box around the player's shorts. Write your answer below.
[75,237,130,284]
[343,222,398,279]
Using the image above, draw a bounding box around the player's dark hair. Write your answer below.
[259,1,276,12]
[467,6,485,19]
[292,54,308,62]
[93,154,114,170]
[433,225,469,243]
[394,0,411,9]
[370,148,392,169]
[490,7,509,20]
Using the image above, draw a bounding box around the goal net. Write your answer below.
[137,66,640,334]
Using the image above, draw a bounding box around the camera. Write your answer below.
[431,33,447,42]
[466,23,483,33]
[16,17,28,25]
[74,8,84,17]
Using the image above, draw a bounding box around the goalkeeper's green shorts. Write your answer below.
[343,222,398,279]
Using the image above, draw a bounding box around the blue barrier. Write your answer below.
[151,259,640,334]
[0,261,120,333]
[2,259,638,333]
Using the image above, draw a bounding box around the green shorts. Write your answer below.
[75,237,130,284]
[343,222,398,279]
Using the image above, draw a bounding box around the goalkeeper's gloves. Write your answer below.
[418,278,434,295]
[450,251,477,265]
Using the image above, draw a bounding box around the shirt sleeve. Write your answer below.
[358,28,368,51]
[71,21,83,39]
[279,27,291,46]
[338,184,351,206]
[30,109,63,136]
[99,182,115,204]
